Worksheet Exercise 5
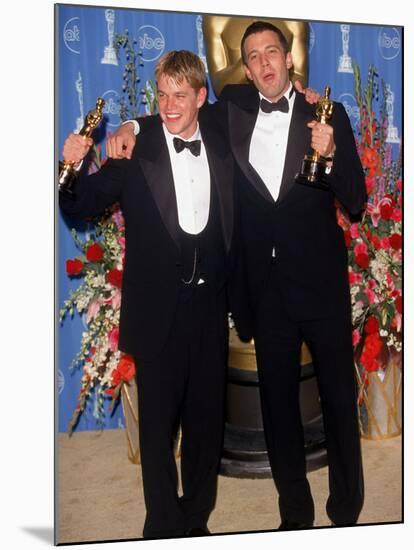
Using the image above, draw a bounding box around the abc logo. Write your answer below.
[102,90,122,127]
[63,17,81,54]
[378,27,401,60]
[138,24,165,62]
[338,93,360,132]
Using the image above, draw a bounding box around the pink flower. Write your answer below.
[366,288,377,304]
[367,196,393,227]
[352,329,361,347]
[350,224,360,239]
[392,249,402,263]
[86,300,101,324]
[392,312,402,333]
[108,327,120,352]
[385,272,395,291]
[111,289,122,309]
[367,279,377,290]
[354,241,368,256]
[118,237,126,250]
[112,209,125,229]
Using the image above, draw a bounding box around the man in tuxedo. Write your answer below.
[59,50,235,539]
[107,21,366,531]
[218,21,366,529]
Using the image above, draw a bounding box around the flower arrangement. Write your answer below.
[61,30,158,434]
[60,205,136,434]
[336,64,402,383]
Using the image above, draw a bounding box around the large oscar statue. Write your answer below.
[295,86,334,190]
[202,15,309,97]
[59,98,105,195]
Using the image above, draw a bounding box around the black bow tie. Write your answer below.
[260,96,289,114]
[173,137,201,157]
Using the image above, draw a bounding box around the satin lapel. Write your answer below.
[136,122,180,249]
[278,93,314,202]
[228,99,274,203]
[200,123,234,254]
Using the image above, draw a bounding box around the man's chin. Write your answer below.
[259,85,281,102]
[163,121,182,135]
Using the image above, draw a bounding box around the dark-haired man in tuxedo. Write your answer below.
[59,50,235,539]
[218,21,366,529]
[107,21,366,531]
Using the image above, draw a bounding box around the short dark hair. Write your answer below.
[241,21,289,64]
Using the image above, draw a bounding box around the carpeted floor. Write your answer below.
[56,430,401,545]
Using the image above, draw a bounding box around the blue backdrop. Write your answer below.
[56,4,402,432]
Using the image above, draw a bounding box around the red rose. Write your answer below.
[348,270,362,285]
[344,230,351,248]
[391,208,402,222]
[66,258,84,276]
[389,234,402,250]
[380,203,393,220]
[117,355,136,382]
[395,296,402,314]
[380,237,390,250]
[364,316,379,335]
[355,253,370,269]
[111,369,122,387]
[86,242,104,262]
[107,268,123,288]
[371,235,381,250]
[360,332,383,372]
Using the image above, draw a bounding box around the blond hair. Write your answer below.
[155,50,206,92]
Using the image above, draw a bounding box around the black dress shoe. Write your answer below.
[186,526,210,536]
[278,521,314,531]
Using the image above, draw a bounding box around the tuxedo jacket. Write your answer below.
[212,84,367,339]
[60,116,235,362]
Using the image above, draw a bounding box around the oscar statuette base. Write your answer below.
[219,331,327,479]
[295,157,330,191]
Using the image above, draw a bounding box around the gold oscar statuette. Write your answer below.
[295,86,334,190]
[58,97,105,195]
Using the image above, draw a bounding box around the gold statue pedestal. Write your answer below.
[220,330,327,478]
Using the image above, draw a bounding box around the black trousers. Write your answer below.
[135,283,227,538]
[254,262,364,526]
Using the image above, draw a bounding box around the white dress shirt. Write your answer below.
[249,83,295,201]
[162,124,210,235]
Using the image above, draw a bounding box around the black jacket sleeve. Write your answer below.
[59,157,127,220]
[327,102,367,216]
